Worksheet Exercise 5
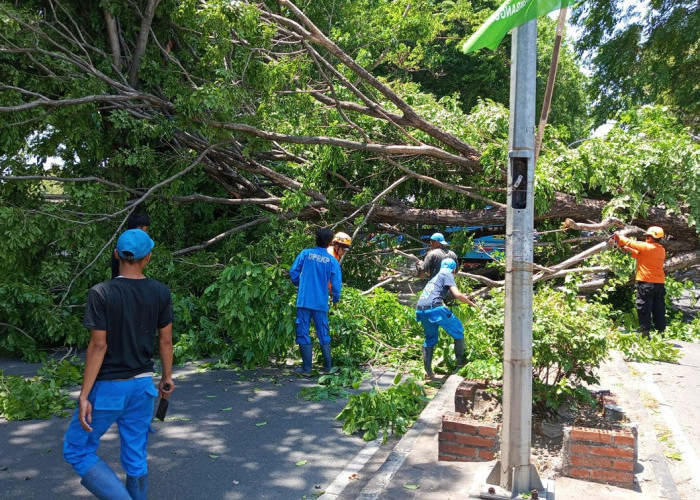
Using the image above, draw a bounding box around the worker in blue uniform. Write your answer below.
[290,228,342,374]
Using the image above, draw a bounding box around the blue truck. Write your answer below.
[420,225,506,263]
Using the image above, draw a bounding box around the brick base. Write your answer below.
[438,412,499,462]
[562,425,637,489]
[454,379,489,414]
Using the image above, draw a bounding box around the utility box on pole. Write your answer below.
[483,18,544,499]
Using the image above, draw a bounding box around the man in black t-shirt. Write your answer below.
[64,229,173,500]
[416,232,458,279]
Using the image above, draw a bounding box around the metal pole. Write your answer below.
[484,18,541,497]
[503,17,538,494]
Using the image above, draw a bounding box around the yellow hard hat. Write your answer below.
[645,226,664,239]
[333,232,352,246]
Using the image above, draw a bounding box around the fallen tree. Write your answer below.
[1,2,697,255]
[1,1,699,358]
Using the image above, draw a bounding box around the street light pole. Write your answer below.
[484,17,542,498]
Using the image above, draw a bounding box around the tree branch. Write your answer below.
[561,216,626,232]
[0,175,144,197]
[129,0,160,87]
[195,118,476,168]
[59,143,225,305]
[173,216,272,256]
[0,87,169,113]
[0,322,37,343]
[103,7,122,71]
[275,0,481,161]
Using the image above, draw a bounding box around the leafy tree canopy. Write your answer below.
[0,0,698,364]
[570,0,700,130]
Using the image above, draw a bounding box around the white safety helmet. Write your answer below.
[333,232,352,247]
[645,226,664,239]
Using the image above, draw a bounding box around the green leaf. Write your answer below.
[295,460,308,466]
[255,421,267,426]
[403,484,420,490]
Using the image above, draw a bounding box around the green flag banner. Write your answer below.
[462,0,570,53]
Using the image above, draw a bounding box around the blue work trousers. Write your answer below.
[63,376,158,477]
[416,306,464,347]
[295,307,331,346]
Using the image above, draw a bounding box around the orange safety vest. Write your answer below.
[327,246,341,261]
[617,235,665,283]
[327,246,340,291]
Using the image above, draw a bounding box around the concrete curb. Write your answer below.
[355,374,463,500]
[606,351,680,499]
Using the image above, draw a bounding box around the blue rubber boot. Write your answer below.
[126,474,148,500]
[79,458,131,500]
[295,344,313,375]
[320,343,332,373]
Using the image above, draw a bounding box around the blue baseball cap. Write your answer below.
[116,229,154,259]
[440,258,457,272]
[430,232,449,246]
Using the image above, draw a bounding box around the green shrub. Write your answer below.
[37,356,84,387]
[608,329,681,363]
[0,372,75,420]
[531,287,611,408]
[180,261,421,371]
[204,260,297,367]
[330,287,422,368]
[0,283,85,362]
[0,356,84,421]
[171,293,227,364]
[456,286,613,409]
[298,366,368,402]
[453,294,504,376]
[663,316,700,343]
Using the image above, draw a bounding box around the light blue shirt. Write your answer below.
[290,247,342,311]
[416,269,456,309]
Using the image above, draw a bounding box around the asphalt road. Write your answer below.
[0,359,400,499]
[3,340,700,499]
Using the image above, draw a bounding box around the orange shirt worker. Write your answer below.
[611,226,666,338]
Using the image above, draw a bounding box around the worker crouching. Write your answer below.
[415,258,476,379]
